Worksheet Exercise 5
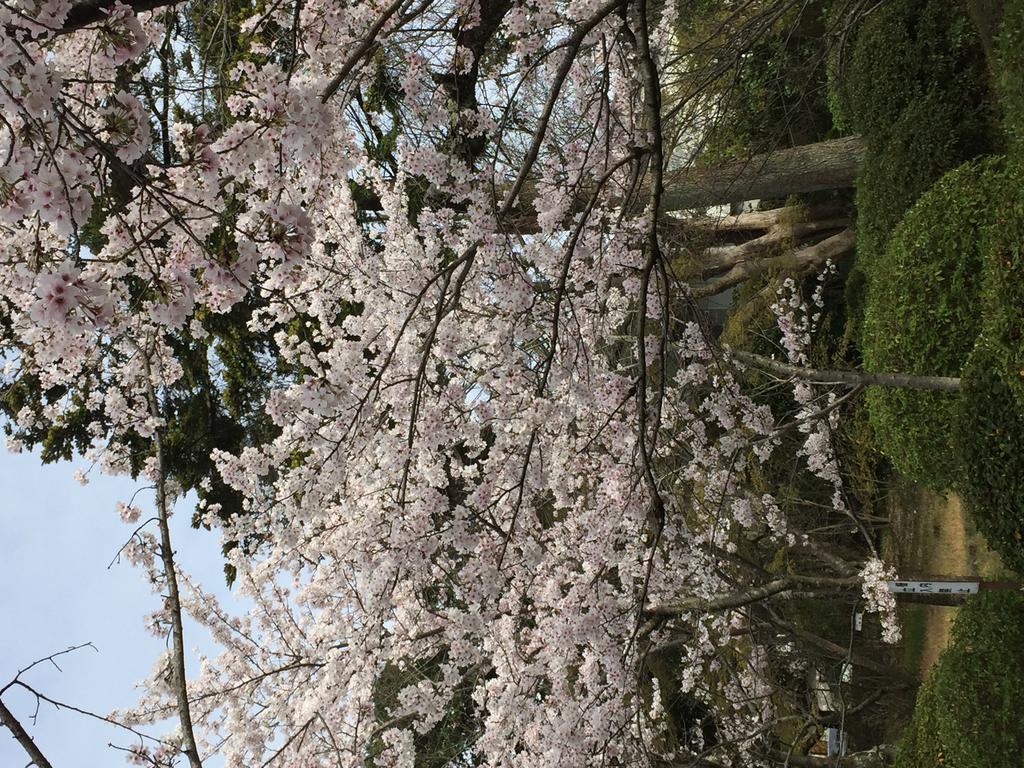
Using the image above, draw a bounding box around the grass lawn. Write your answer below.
[883,481,1011,679]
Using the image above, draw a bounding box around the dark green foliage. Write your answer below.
[895,591,1024,768]
[834,0,998,274]
[707,2,835,157]
[981,0,1024,402]
[995,0,1024,155]
[977,164,1024,407]
[956,346,1024,574]
[165,303,282,522]
[832,0,995,361]
[853,90,997,272]
[836,0,992,144]
[0,374,96,463]
[839,261,868,347]
[861,159,1000,487]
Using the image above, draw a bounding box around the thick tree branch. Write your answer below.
[689,228,854,299]
[661,135,865,211]
[790,528,862,577]
[729,348,963,392]
[319,0,406,103]
[0,698,55,768]
[646,575,861,616]
[677,203,849,238]
[633,0,669,533]
[682,207,796,234]
[499,0,625,215]
[699,216,850,271]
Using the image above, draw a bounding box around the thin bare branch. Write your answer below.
[141,352,204,768]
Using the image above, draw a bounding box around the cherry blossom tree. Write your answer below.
[0,1,910,766]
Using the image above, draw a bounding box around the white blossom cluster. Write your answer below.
[860,557,901,644]
[0,1,885,765]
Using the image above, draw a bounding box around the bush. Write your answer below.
[945,9,1024,568]
[854,92,997,272]
[838,1,992,145]
[956,345,1024,574]
[995,1,1024,155]
[896,591,1024,768]
[860,159,1000,487]
[835,0,998,272]
[977,167,1024,407]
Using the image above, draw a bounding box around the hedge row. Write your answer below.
[895,591,1024,768]
[860,160,1001,487]
[833,0,997,277]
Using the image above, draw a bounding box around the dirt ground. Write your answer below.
[886,484,1009,677]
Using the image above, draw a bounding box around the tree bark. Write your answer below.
[729,349,963,392]
[699,214,850,266]
[498,137,866,233]
[689,228,855,299]
[0,698,55,768]
[143,360,204,768]
[661,135,865,211]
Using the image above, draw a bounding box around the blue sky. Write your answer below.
[0,449,234,766]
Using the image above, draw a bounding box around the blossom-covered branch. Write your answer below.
[0,0,904,765]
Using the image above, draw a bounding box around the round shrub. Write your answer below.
[978,174,1024,408]
[853,91,996,272]
[861,159,1002,488]
[896,591,1024,768]
[832,0,998,337]
[837,0,993,146]
[956,345,1024,574]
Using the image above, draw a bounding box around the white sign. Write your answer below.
[886,580,979,595]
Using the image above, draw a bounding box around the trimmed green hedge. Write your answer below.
[982,0,1024,405]
[830,0,998,358]
[853,91,996,273]
[859,157,1024,566]
[995,1,1024,155]
[896,591,1024,768]
[838,1,992,143]
[861,160,1000,487]
[835,0,998,272]
[977,168,1024,407]
[836,0,1024,565]
[956,345,1024,573]
[936,2,1024,577]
